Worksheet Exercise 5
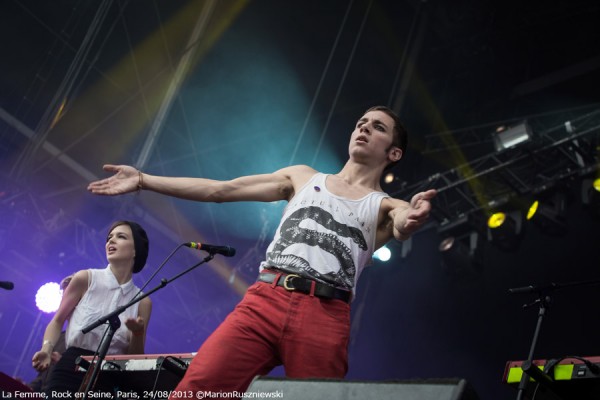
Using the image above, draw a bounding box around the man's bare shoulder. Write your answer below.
[275,164,318,176]
[275,165,318,184]
[273,165,319,199]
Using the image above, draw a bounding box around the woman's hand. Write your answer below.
[125,316,145,336]
[32,350,51,372]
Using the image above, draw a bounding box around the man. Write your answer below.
[87,105,436,396]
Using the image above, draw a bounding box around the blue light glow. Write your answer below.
[373,246,391,262]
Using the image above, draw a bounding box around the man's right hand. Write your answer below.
[87,164,140,195]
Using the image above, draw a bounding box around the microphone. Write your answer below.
[0,281,14,290]
[184,242,236,257]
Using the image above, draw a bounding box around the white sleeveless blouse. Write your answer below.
[65,266,140,354]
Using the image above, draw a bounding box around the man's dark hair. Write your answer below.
[364,105,408,171]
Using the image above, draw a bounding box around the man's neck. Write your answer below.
[336,160,385,191]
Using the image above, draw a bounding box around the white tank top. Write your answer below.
[261,173,389,291]
[65,266,141,354]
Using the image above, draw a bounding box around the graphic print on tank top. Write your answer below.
[266,205,368,288]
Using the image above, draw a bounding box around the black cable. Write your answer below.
[544,355,600,376]
[130,243,187,303]
[150,357,165,393]
[150,356,188,393]
[160,356,188,378]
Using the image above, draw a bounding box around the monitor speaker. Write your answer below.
[246,377,479,400]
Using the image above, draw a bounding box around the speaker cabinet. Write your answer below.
[246,377,479,400]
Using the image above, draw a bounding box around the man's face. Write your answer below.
[349,110,401,165]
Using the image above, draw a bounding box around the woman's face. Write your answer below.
[106,224,135,268]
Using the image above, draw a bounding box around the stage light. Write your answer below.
[384,172,395,184]
[487,212,506,228]
[373,245,391,262]
[439,237,456,252]
[525,193,567,236]
[437,215,484,274]
[493,121,532,152]
[581,177,600,218]
[526,200,538,220]
[487,210,523,252]
[438,232,483,275]
[35,282,63,313]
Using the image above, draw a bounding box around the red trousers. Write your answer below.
[170,275,350,396]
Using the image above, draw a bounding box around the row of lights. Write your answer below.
[374,176,599,272]
[380,117,598,274]
[439,176,600,274]
[489,177,600,238]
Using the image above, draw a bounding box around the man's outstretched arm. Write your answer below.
[391,189,437,240]
[87,164,316,203]
[376,189,437,248]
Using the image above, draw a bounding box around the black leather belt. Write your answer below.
[258,271,351,303]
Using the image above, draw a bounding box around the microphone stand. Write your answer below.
[80,253,215,398]
[510,278,600,400]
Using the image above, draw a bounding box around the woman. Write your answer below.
[28,274,71,392]
[31,220,152,395]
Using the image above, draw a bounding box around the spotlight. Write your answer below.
[35,282,63,313]
[487,212,506,229]
[439,232,483,275]
[373,245,391,262]
[525,193,567,236]
[493,121,532,152]
[384,172,395,184]
[581,177,600,218]
[487,210,523,252]
[526,200,539,220]
[437,215,484,274]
